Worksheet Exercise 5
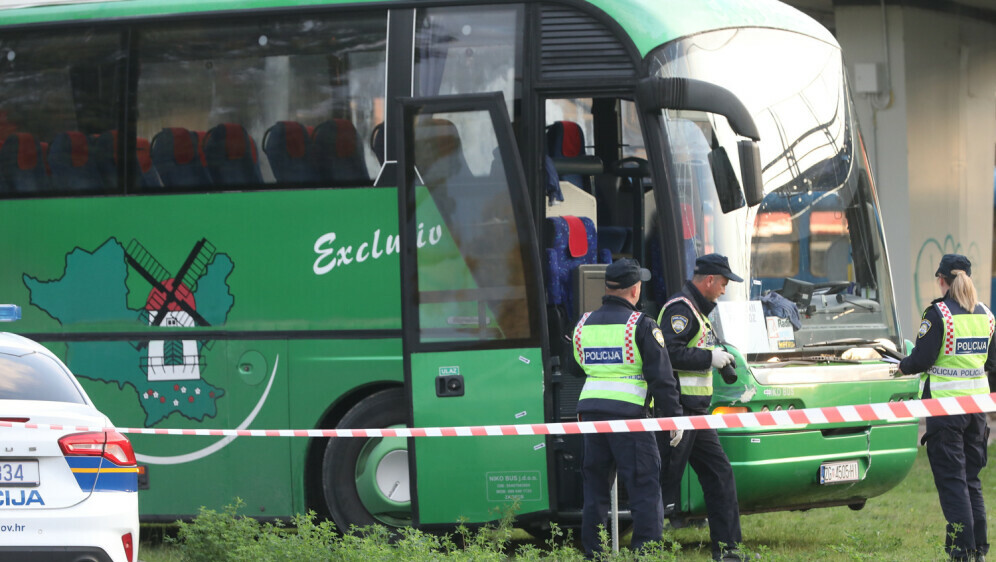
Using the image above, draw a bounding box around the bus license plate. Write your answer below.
[819,460,859,485]
[0,461,39,486]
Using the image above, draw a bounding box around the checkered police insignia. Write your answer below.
[918,319,931,338]
[653,328,666,347]
[671,315,688,333]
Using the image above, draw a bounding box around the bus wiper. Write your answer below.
[803,338,879,348]
[803,338,905,361]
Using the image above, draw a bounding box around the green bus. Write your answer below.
[0,0,920,533]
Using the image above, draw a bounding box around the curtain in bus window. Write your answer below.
[136,13,386,192]
[414,4,523,166]
[412,111,529,343]
[0,30,123,196]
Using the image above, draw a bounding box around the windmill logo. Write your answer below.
[125,238,216,382]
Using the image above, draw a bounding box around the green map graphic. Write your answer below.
[24,238,234,426]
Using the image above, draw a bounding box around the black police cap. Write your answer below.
[694,253,743,282]
[936,254,971,279]
[605,258,651,289]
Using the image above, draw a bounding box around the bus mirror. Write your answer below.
[738,140,764,206]
[637,77,760,141]
[708,146,746,214]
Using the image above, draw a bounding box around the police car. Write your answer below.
[0,305,138,562]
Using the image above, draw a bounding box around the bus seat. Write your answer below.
[646,234,669,305]
[151,127,213,188]
[135,137,162,188]
[91,130,161,190]
[546,121,588,190]
[413,117,474,187]
[0,133,49,193]
[204,123,264,187]
[263,121,317,183]
[544,215,610,321]
[91,131,117,188]
[370,122,385,165]
[49,131,103,191]
[310,119,370,185]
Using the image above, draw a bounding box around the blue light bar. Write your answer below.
[0,305,22,322]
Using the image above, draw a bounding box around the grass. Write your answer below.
[137,445,994,561]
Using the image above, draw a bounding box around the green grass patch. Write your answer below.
[139,445,994,561]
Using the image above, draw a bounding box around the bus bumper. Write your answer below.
[679,422,918,515]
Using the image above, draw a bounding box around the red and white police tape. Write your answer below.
[2,393,996,437]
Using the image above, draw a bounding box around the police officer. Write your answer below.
[899,254,995,562]
[657,253,743,562]
[574,258,682,557]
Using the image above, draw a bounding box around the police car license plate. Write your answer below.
[819,460,859,485]
[0,461,39,486]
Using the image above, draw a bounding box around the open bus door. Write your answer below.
[397,93,551,526]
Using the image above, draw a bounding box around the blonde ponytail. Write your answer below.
[948,269,978,311]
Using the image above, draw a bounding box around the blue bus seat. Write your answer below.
[48,131,103,191]
[546,121,588,190]
[91,131,163,190]
[544,215,610,321]
[263,121,318,183]
[310,119,370,185]
[151,127,213,188]
[204,123,264,187]
[0,133,49,193]
[134,137,162,188]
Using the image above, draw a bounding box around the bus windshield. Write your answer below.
[648,28,901,354]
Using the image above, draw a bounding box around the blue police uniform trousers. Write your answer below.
[658,426,742,559]
[581,412,663,556]
[924,412,990,560]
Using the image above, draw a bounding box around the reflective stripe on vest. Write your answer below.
[924,301,993,398]
[575,311,647,407]
[659,296,714,397]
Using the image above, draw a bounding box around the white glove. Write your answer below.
[669,429,684,447]
[711,349,734,369]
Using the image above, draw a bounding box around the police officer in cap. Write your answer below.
[574,258,682,557]
[899,254,995,562]
[657,253,743,562]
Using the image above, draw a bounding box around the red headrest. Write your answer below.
[66,131,89,168]
[558,121,582,158]
[15,133,37,170]
[281,121,307,159]
[562,215,588,258]
[334,119,357,159]
[222,123,246,161]
[169,128,195,165]
[136,137,152,173]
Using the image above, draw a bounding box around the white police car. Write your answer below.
[0,305,138,562]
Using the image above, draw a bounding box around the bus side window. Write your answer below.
[414,4,524,154]
[135,12,386,192]
[0,29,122,197]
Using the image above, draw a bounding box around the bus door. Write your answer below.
[397,93,550,526]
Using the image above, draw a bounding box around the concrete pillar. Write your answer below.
[835,3,996,338]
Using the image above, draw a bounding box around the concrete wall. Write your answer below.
[835,4,996,338]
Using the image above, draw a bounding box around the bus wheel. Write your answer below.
[322,388,412,530]
[848,501,866,511]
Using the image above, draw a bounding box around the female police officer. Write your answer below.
[899,254,995,562]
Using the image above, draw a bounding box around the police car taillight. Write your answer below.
[59,431,138,466]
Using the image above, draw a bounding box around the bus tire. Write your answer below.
[847,501,866,511]
[322,387,412,531]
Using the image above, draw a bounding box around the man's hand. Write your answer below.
[669,429,684,447]
[711,349,734,369]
